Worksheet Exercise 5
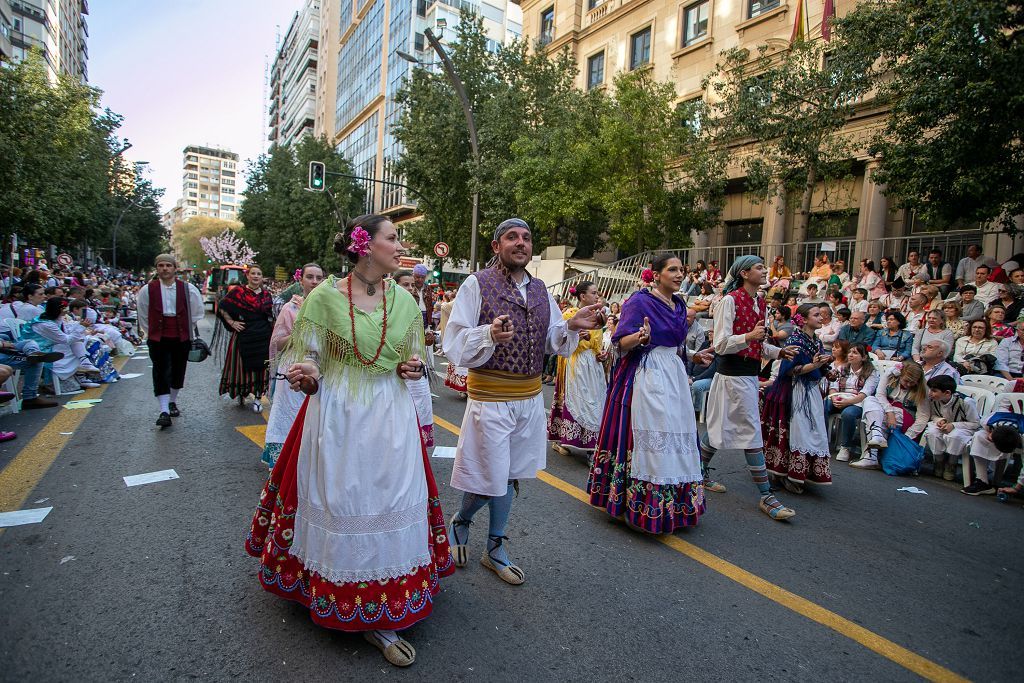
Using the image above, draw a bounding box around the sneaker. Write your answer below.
[961,479,995,496]
[850,450,881,470]
[75,376,101,389]
[155,412,172,428]
[168,402,180,418]
[866,426,888,449]
[22,397,58,409]
[77,360,102,377]
[836,447,851,462]
[0,391,15,404]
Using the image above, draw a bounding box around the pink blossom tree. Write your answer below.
[200,230,258,266]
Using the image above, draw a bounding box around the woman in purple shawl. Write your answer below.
[587,255,706,534]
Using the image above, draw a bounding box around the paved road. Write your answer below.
[1,315,1020,682]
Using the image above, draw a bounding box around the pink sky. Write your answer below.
[88,0,302,213]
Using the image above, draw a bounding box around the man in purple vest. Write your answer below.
[136,254,204,428]
[443,218,603,585]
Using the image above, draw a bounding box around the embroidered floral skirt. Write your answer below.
[245,400,455,632]
[444,363,467,394]
[586,358,705,534]
[762,381,833,486]
[218,333,269,399]
[546,358,598,449]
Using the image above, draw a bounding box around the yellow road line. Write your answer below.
[431,418,969,683]
[236,423,267,447]
[0,356,130,514]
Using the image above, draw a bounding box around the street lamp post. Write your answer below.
[399,27,481,272]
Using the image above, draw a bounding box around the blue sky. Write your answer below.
[89,0,301,213]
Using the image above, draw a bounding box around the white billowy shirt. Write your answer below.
[135,279,204,337]
[442,271,579,370]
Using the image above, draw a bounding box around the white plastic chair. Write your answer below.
[955,385,995,417]
[963,392,1024,487]
[960,375,1012,395]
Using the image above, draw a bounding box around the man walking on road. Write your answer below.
[136,254,204,428]
[442,218,603,585]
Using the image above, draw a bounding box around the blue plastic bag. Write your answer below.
[881,430,925,476]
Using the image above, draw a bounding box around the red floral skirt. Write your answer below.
[444,363,467,393]
[245,398,455,632]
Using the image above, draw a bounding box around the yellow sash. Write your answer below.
[466,369,542,402]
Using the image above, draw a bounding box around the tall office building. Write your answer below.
[179,146,241,222]
[269,0,320,148]
[316,0,522,218]
[7,0,88,82]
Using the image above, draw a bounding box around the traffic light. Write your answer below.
[308,161,326,191]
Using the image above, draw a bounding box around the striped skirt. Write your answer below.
[587,356,705,534]
[218,332,269,400]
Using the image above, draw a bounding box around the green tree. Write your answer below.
[703,38,875,251]
[238,136,363,273]
[0,52,120,247]
[837,0,1024,234]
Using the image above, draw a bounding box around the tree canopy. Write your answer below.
[237,136,364,274]
[837,0,1024,234]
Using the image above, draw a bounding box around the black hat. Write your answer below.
[892,276,906,289]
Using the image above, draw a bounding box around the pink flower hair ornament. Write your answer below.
[640,268,655,284]
[568,286,577,296]
[346,226,372,257]
[293,268,303,282]
[792,313,805,328]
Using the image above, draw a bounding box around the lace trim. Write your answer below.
[297,499,427,535]
[631,429,704,485]
[291,547,433,584]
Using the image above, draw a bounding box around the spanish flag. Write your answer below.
[790,0,808,44]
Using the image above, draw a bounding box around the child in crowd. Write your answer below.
[961,396,1024,496]
[849,288,869,314]
[906,375,980,481]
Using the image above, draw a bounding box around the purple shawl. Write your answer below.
[614,290,689,356]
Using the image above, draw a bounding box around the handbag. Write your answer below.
[880,429,924,476]
[183,282,210,363]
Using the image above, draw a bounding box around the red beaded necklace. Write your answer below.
[346,274,388,366]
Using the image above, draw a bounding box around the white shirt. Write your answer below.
[816,318,842,344]
[711,295,782,359]
[136,279,204,336]
[0,301,42,322]
[972,280,1001,307]
[994,335,1024,376]
[896,262,926,284]
[442,272,578,369]
[955,255,987,284]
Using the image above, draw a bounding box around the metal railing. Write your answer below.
[546,230,995,303]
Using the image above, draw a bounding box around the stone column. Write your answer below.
[855,160,887,265]
[761,182,788,262]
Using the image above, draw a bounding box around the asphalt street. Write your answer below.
[1,314,1021,682]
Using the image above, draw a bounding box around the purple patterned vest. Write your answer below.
[475,267,551,376]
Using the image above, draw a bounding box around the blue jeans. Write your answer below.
[1,340,43,399]
[691,378,713,417]
[825,399,863,448]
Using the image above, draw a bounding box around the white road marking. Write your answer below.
[123,469,179,487]
[0,507,53,527]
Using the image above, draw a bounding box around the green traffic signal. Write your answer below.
[308,161,326,192]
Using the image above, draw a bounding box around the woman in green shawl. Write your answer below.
[245,215,454,668]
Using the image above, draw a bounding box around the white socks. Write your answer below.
[169,388,179,403]
[158,394,170,413]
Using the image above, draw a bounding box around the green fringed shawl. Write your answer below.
[283,276,424,388]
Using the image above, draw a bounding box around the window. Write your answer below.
[539,7,554,47]
[414,32,425,52]
[809,212,859,239]
[187,173,198,180]
[630,27,651,70]
[683,1,709,46]
[416,0,427,17]
[586,52,605,90]
[725,219,763,245]
[587,0,605,9]
[188,191,197,198]
[748,0,780,19]
[187,182,198,189]
[222,170,235,177]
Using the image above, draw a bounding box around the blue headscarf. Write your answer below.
[721,255,764,295]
